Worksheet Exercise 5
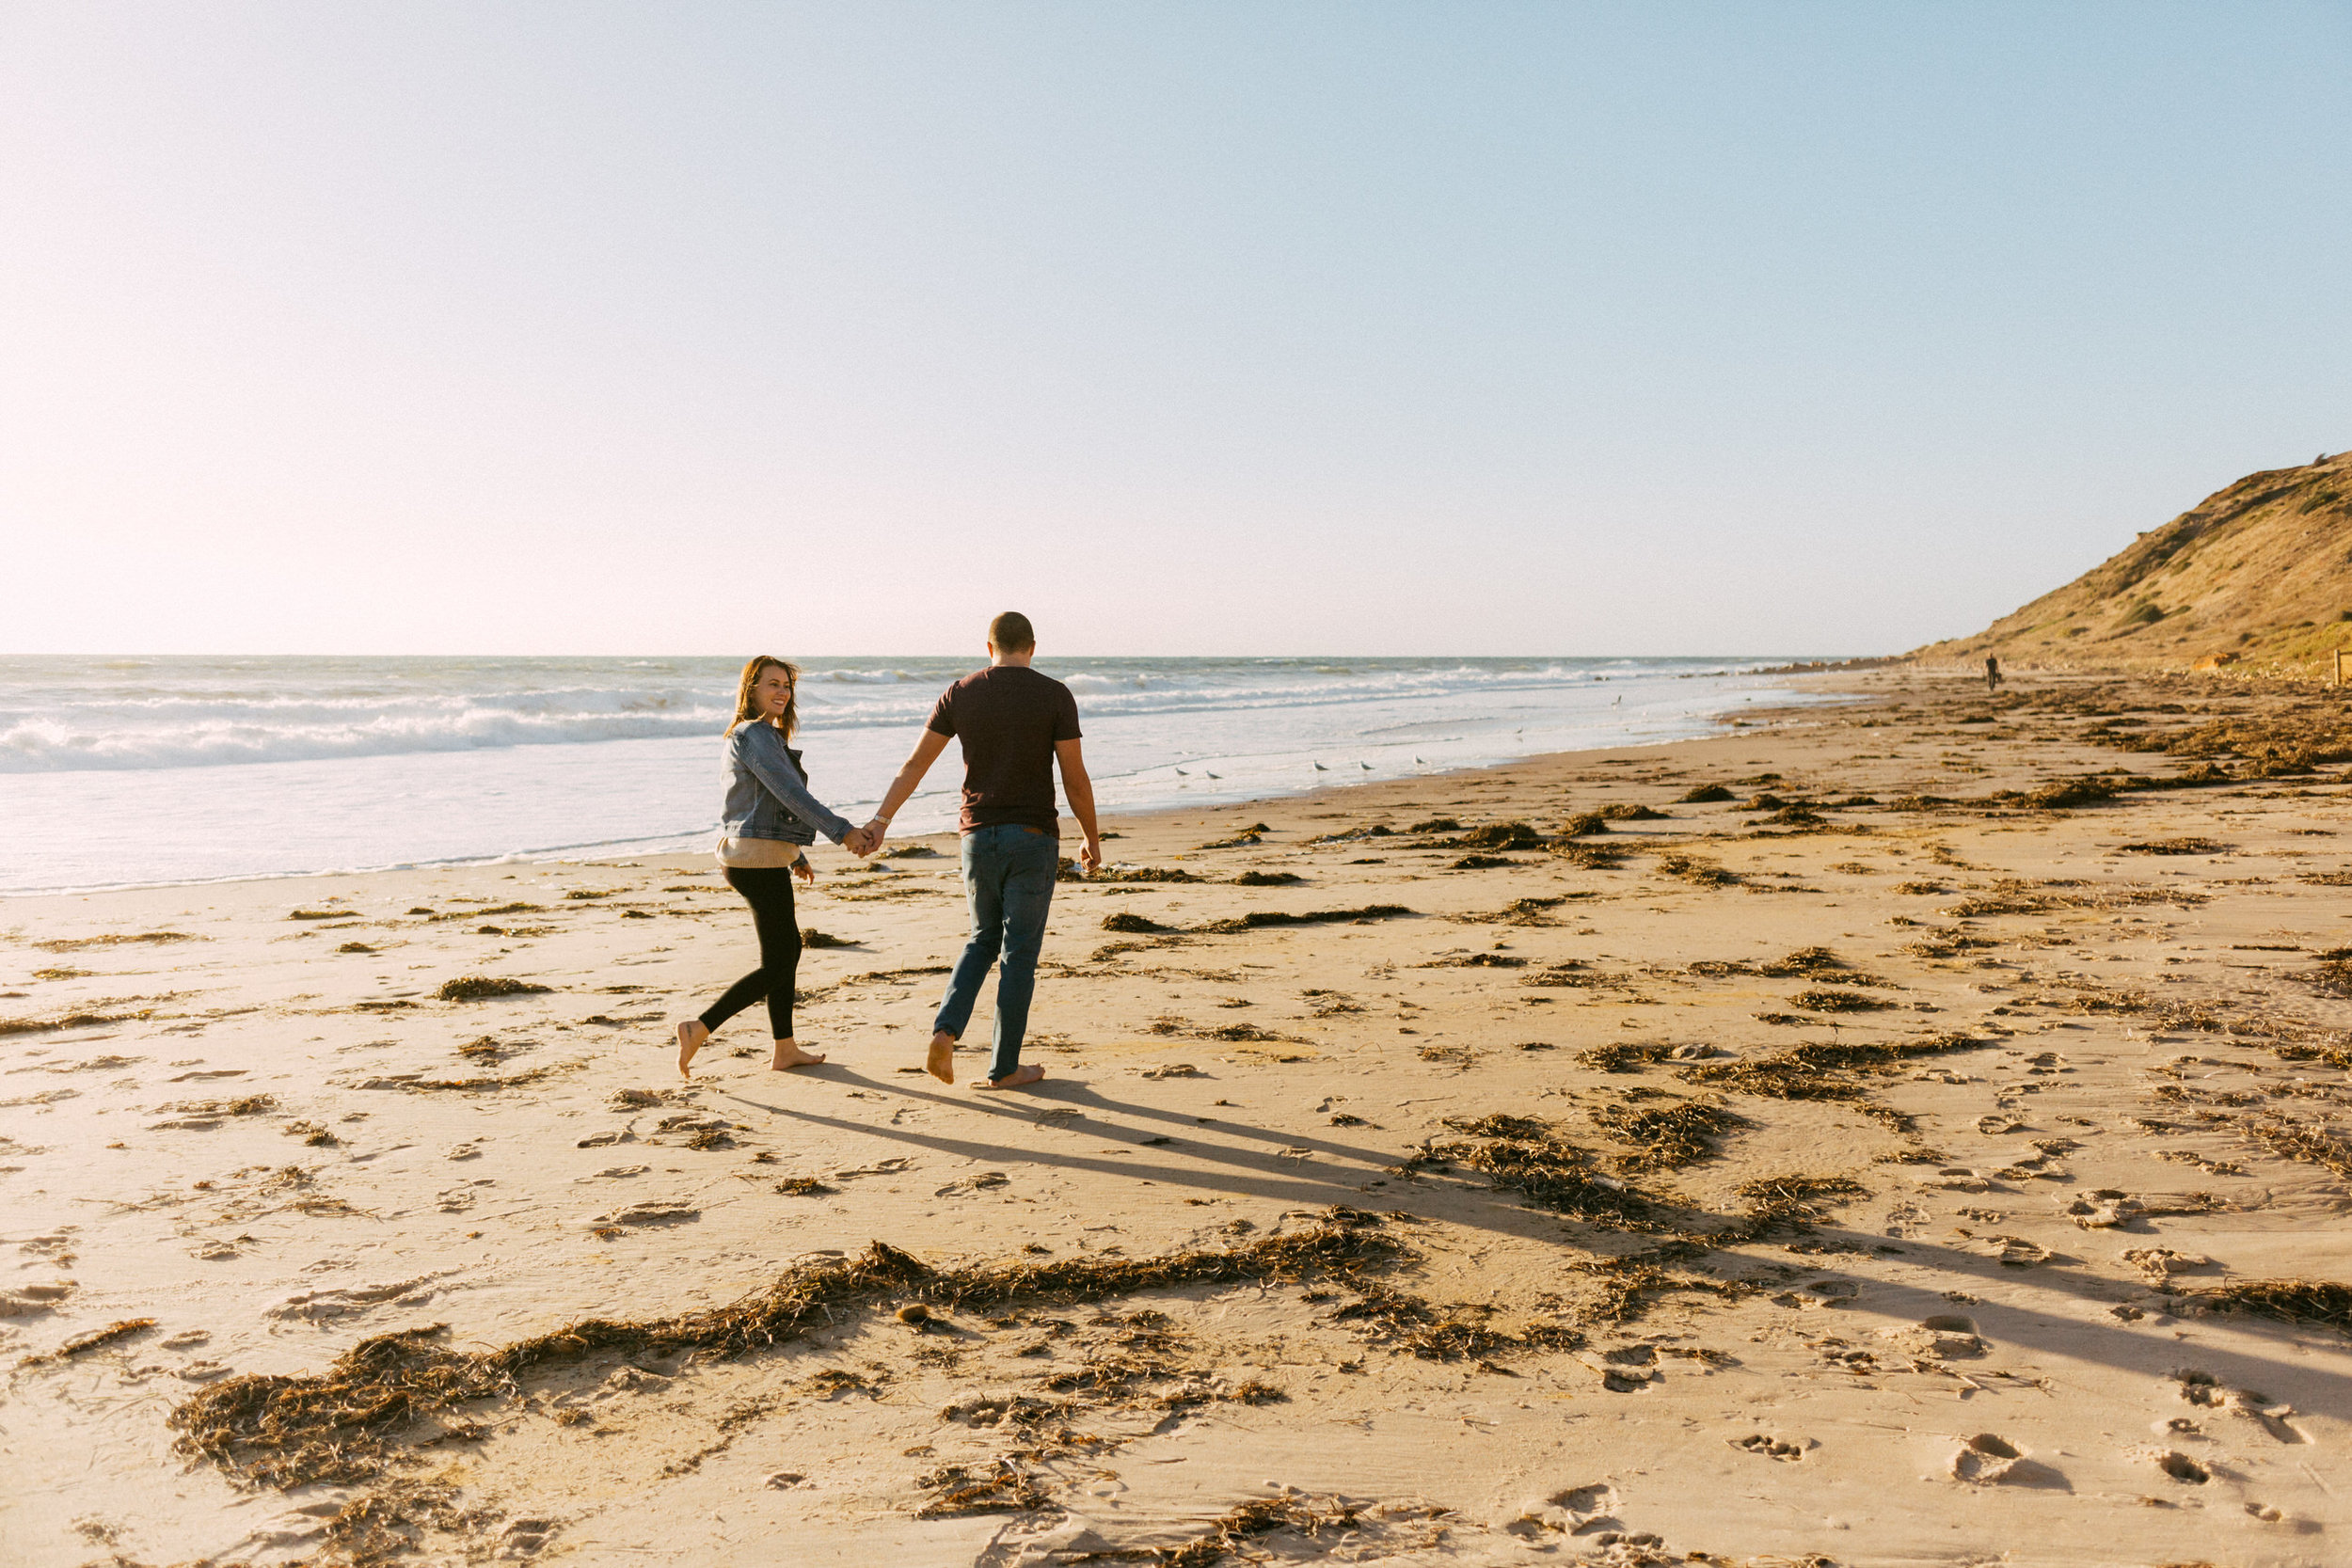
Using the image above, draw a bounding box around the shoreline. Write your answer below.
[9,664,2352,1565]
[0,663,1838,897]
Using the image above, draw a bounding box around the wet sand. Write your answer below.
[7,667,2352,1566]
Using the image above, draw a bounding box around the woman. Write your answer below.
[675,656,870,1079]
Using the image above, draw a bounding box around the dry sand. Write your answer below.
[7,668,2352,1567]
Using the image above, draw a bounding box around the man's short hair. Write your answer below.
[988,611,1036,652]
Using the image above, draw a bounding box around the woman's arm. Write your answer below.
[739,727,856,844]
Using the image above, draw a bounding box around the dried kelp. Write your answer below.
[1455,821,1548,850]
[433,976,552,1003]
[1656,854,1740,888]
[28,1317,157,1362]
[1156,1494,1368,1567]
[170,1216,1401,1490]
[2243,1119,2352,1180]
[1943,880,2209,918]
[1677,1032,1990,1127]
[1574,1041,1677,1073]
[2194,1279,2352,1334]
[0,1007,157,1037]
[1588,1098,1747,1172]
[1405,1117,1655,1227]
[1454,895,1570,927]
[1788,989,1895,1013]
[1195,905,1413,934]
[30,930,200,952]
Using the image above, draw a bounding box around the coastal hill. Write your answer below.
[1912,447,2352,673]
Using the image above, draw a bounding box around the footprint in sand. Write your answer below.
[2167,1368,2303,1443]
[589,1199,699,1228]
[2063,1189,2145,1228]
[267,1272,453,1323]
[1506,1482,1620,1538]
[1980,1235,2057,1267]
[603,1365,671,1393]
[1595,1344,1661,1391]
[0,1282,73,1318]
[1878,1314,1988,1360]
[2122,1246,2215,1283]
[1733,1433,1808,1461]
[1949,1433,2028,1484]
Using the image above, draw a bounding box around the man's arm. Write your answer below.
[1057,737,1104,874]
[867,729,954,845]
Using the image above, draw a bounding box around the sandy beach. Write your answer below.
[9,666,2352,1567]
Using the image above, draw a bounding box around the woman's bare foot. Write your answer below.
[675,1020,708,1079]
[977,1064,1045,1090]
[926,1031,956,1085]
[770,1038,827,1070]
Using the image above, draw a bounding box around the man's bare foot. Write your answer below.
[770,1039,827,1070]
[977,1064,1045,1090]
[927,1031,956,1085]
[675,1020,708,1079]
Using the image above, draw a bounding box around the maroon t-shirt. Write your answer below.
[926,666,1083,834]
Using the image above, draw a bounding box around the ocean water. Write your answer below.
[0,655,1836,895]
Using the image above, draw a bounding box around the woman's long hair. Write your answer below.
[726,655,801,738]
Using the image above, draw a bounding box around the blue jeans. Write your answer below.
[933,824,1059,1081]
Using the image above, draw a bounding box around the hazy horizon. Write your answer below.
[5,3,2346,657]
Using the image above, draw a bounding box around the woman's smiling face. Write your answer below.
[755,664,795,720]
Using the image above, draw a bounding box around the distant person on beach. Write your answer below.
[1985,655,2001,693]
[675,656,877,1079]
[865,612,1103,1089]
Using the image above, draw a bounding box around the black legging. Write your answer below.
[696,866,802,1040]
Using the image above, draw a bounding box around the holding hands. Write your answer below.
[841,817,890,858]
[1078,832,1103,875]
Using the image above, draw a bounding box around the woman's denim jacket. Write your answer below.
[722,722,854,847]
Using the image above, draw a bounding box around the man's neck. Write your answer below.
[989,652,1035,669]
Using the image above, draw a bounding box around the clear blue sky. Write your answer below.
[4,2,2346,657]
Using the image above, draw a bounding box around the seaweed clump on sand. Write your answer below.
[168,1213,1401,1491]
[1402,1116,1655,1228]
[1598,802,1668,821]
[1231,870,1303,886]
[1656,854,1740,888]
[1150,1495,1371,1566]
[26,1318,157,1362]
[1676,1032,1988,1128]
[1588,1098,1748,1173]
[1456,821,1547,850]
[1574,1041,1677,1072]
[1100,912,1176,935]
[2193,1278,2352,1334]
[1677,784,1735,803]
[1195,905,1412,934]
[433,975,552,1003]
[799,929,858,949]
[1788,988,1895,1013]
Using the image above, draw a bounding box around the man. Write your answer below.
[865,612,1104,1089]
